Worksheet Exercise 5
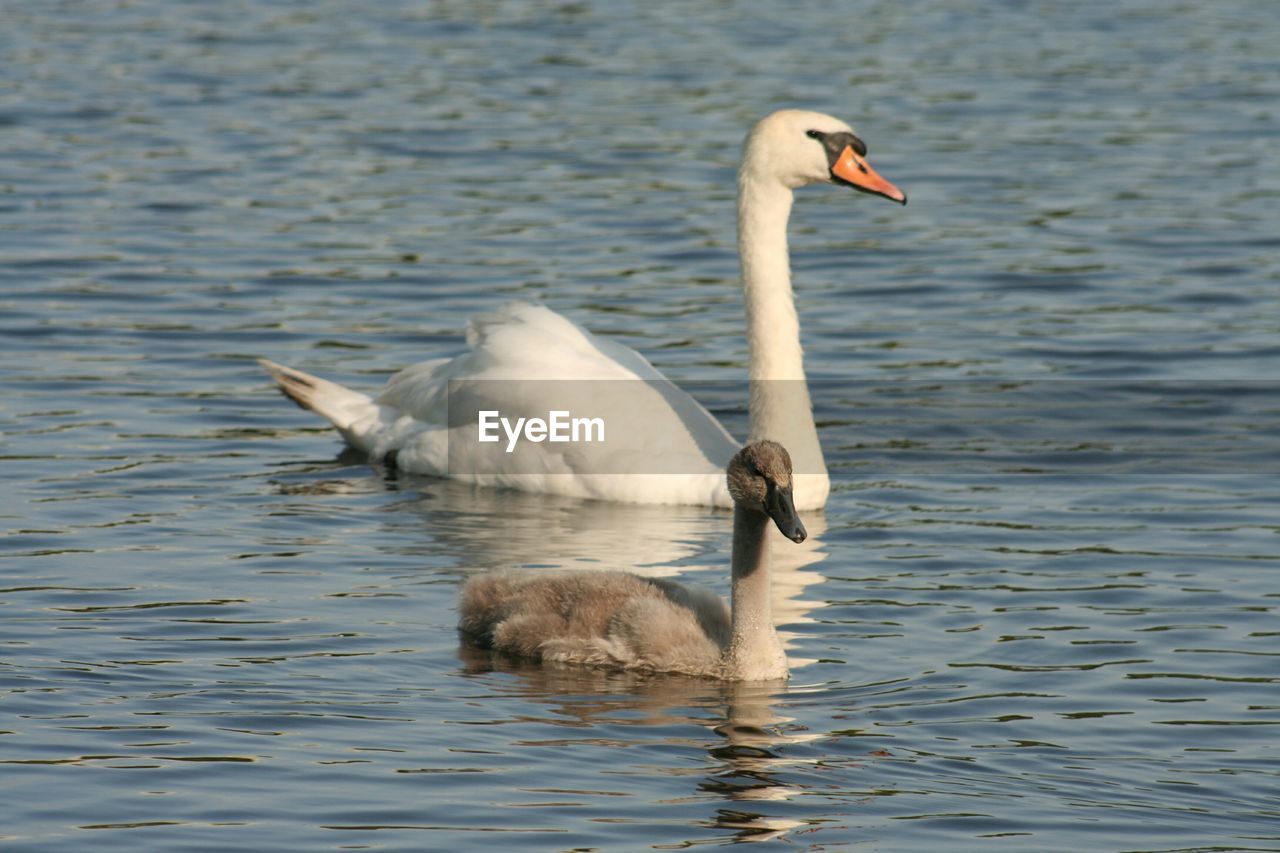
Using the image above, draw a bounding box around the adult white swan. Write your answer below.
[259,109,905,509]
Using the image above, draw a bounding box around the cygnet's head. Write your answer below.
[727,440,807,543]
[741,108,907,204]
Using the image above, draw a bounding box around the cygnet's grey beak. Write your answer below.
[764,482,807,543]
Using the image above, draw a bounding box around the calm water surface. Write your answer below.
[2,1,1278,850]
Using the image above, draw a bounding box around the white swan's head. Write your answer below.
[741,109,906,204]
[728,440,807,543]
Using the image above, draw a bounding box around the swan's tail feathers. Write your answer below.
[258,358,381,449]
[457,573,516,649]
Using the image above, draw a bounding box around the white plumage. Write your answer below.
[260,109,905,509]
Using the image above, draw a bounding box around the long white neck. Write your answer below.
[724,507,787,681]
[737,168,829,508]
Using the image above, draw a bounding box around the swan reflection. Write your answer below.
[272,458,830,663]
[454,654,826,843]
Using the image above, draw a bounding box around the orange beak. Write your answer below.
[831,145,907,205]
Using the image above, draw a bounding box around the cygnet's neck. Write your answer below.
[737,169,828,505]
[725,505,787,681]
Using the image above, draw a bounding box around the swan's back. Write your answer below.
[459,571,730,676]
[262,301,739,506]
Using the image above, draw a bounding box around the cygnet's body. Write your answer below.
[458,441,806,681]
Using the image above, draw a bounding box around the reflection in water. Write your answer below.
[457,650,828,844]
[702,683,829,842]
[273,454,831,664]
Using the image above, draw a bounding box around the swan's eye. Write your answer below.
[805,129,824,141]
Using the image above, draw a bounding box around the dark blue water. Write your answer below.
[2,1,1278,849]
